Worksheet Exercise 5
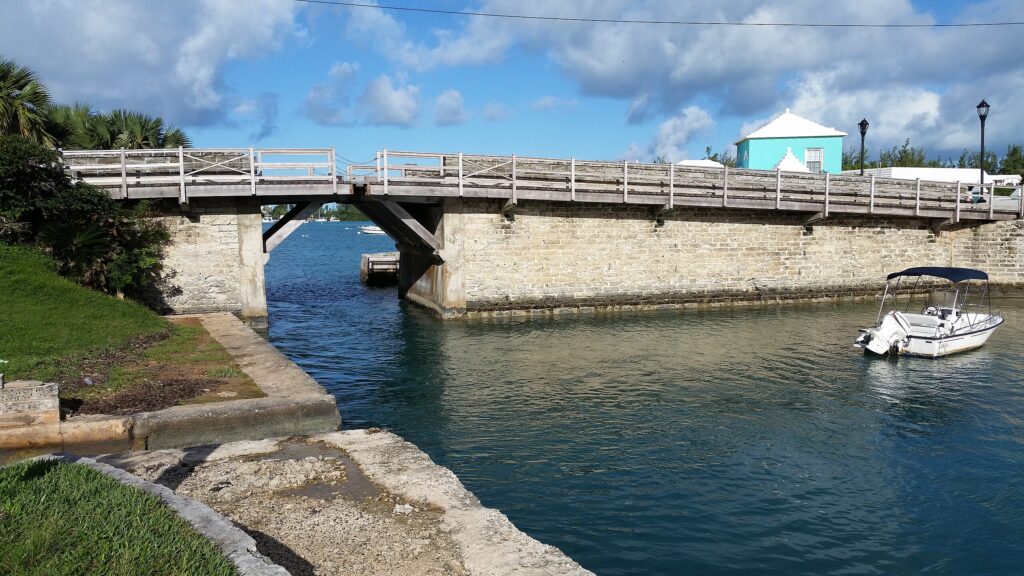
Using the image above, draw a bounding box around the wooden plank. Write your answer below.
[263,201,323,253]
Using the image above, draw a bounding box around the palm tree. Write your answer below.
[0,58,54,145]
[48,103,104,149]
[99,109,192,149]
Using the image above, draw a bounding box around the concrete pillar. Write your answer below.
[397,198,466,318]
[236,198,269,330]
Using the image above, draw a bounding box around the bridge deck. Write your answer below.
[64,148,1024,223]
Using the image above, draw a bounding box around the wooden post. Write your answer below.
[177,146,186,206]
[955,181,961,223]
[330,148,338,195]
[824,172,830,217]
[669,163,675,209]
[775,169,781,210]
[914,179,921,216]
[722,166,729,207]
[119,148,127,199]
[249,147,257,196]
[570,157,576,201]
[512,154,517,204]
[623,160,628,203]
[458,152,464,197]
[869,174,875,214]
[383,149,389,196]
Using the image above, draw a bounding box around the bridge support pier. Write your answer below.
[385,198,466,318]
[151,198,268,328]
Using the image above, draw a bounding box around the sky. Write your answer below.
[2,0,1022,166]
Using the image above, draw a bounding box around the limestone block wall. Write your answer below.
[152,199,267,322]
[450,200,1020,313]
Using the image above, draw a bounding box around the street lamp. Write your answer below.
[977,100,990,187]
[858,118,869,176]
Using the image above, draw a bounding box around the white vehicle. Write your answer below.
[854,267,1003,358]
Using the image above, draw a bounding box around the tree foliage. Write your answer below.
[0,58,54,146]
[0,56,191,150]
[1000,144,1024,179]
[49,105,191,150]
[0,135,169,297]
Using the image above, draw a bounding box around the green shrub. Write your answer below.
[0,135,169,298]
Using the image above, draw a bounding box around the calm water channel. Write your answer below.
[266,222,1024,575]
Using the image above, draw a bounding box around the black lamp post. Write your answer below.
[977,100,990,187]
[858,118,869,176]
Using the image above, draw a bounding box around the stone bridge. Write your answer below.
[64,148,1024,324]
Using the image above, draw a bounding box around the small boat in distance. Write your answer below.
[359,225,385,235]
[854,267,1003,357]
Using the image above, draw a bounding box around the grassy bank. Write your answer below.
[0,459,236,576]
[0,245,166,378]
[0,245,262,413]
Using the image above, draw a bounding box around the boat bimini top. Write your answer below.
[886,267,988,283]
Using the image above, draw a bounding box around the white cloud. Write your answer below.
[532,96,577,111]
[434,89,467,126]
[303,61,360,126]
[621,105,714,162]
[349,0,1024,154]
[235,92,279,142]
[483,103,510,122]
[0,0,298,125]
[359,75,420,126]
[652,106,715,161]
[328,61,359,80]
[344,0,513,70]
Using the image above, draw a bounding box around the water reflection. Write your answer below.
[265,223,1024,576]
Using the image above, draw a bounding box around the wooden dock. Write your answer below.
[360,252,399,285]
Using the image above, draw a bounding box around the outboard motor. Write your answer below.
[855,311,911,355]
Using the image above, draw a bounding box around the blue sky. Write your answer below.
[3,0,1022,165]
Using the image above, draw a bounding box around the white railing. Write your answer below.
[63,147,339,202]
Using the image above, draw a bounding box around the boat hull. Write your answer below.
[901,320,1002,357]
[855,317,1003,358]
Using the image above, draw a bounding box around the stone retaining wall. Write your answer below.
[440,200,1022,314]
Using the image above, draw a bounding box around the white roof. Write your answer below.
[774,148,810,172]
[677,158,725,168]
[842,167,990,184]
[737,108,847,144]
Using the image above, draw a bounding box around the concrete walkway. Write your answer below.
[100,431,592,576]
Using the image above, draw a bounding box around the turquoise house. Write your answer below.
[735,109,846,173]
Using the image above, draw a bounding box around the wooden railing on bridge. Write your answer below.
[63,147,339,204]
[63,147,1023,224]
[349,150,1024,224]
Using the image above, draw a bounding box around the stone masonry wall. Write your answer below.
[153,199,250,315]
[456,200,1020,312]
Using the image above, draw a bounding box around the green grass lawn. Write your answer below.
[0,459,236,576]
[0,245,168,379]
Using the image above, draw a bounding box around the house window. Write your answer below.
[805,148,823,173]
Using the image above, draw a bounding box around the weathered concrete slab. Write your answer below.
[0,380,59,429]
[320,430,593,576]
[98,432,593,576]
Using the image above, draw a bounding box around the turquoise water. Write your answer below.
[266,222,1024,575]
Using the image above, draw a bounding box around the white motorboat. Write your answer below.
[358,225,385,235]
[854,267,1003,357]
